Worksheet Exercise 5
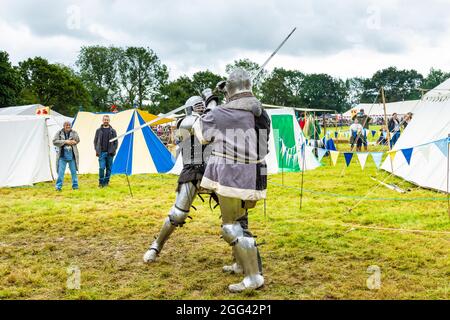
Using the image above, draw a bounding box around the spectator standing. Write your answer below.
[403,112,413,129]
[354,108,371,151]
[377,125,388,145]
[94,115,118,187]
[388,113,401,148]
[53,121,80,191]
[349,119,363,151]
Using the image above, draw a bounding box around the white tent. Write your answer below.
[73,109,175,175]
[381,79,450,192]
[0,115,59,187]
[0,104,73,127]
[169,108,320,175]
[343,100,420,119]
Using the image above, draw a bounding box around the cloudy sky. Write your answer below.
[1,0,449,80]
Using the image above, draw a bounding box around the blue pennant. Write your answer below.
[371,130,377,137]
[317,148,327,162]
[371,152,383,169]
[401,148,414,165]
[343,152,354,167]
[434,138,449,157]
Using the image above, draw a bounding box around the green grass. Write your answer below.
[0,156,449,300]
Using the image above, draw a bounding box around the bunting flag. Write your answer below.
[401,148,414,165]
[343,152,354,167]
[418,144,431,162]
[317,148,327,162]
[330,151,339,166]
[371,152,383,169]
[371,130,377,137]
[356,152,369,170]
[434,139,448,157]
[388,150,397,161]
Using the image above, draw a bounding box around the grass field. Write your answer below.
[0,153,449,300]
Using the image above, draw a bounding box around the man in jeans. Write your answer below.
[53,121,80,191]
[94,115,118,187]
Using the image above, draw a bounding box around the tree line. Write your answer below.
[1,46,449,117]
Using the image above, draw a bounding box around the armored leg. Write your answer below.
[218,195,264,292]
[143,182,197,263]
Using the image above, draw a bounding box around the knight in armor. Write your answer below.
[193,68,271,292]
[143,94,216,263]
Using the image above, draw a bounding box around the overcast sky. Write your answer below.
[1,0,449,80]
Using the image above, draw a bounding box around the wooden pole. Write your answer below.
[381,87,394,173]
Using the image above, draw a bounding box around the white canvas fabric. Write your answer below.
[343,100,420,118]
[381,79,450,192]
[0,116,56,187]
[0,104,73,127]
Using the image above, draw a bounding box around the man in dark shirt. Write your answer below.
[94,115,118,187]
[353,109,371,151]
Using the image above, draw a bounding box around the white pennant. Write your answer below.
[418,144,431,162]
[356,152,369,170]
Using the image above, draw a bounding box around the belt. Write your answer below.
[211,151,264,164]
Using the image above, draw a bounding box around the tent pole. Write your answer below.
[126,174,133,198]
[381,87,394,174]
[44,118,55,181]
[300,142,306,210]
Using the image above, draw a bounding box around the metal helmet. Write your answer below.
[225,68,252,98]
[185,95,205,115]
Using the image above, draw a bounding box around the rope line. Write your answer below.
[268,181,447,201]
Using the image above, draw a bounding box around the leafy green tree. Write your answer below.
[117,47,168,108]
[363,67,423,102]
[153,76,195,114]
[422,68,450,91]
[345,77,368,106]
[225,58,266,98]
[191,70,225,94]
[260,67,304,107]
[19,57,90,116]
[299,74,349,112]
[0,51,23,107]
[76,46,121,111]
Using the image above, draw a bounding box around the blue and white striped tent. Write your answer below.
[73,109,175,175]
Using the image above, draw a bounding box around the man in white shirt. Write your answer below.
[349,119,363,151]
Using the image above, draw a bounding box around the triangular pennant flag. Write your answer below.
[388,150,397,161]
[317,148,327,162]
[371,152,383,169]
[434,139,448,157]
[401,148,414,165]
[343,153,354,167]
[356,152,369,170]
[371,130,376,137]
[330,151,339,166]
[418,144,431,162]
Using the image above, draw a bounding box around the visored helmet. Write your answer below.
[224,68,252,98]
[185,96,205,115]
